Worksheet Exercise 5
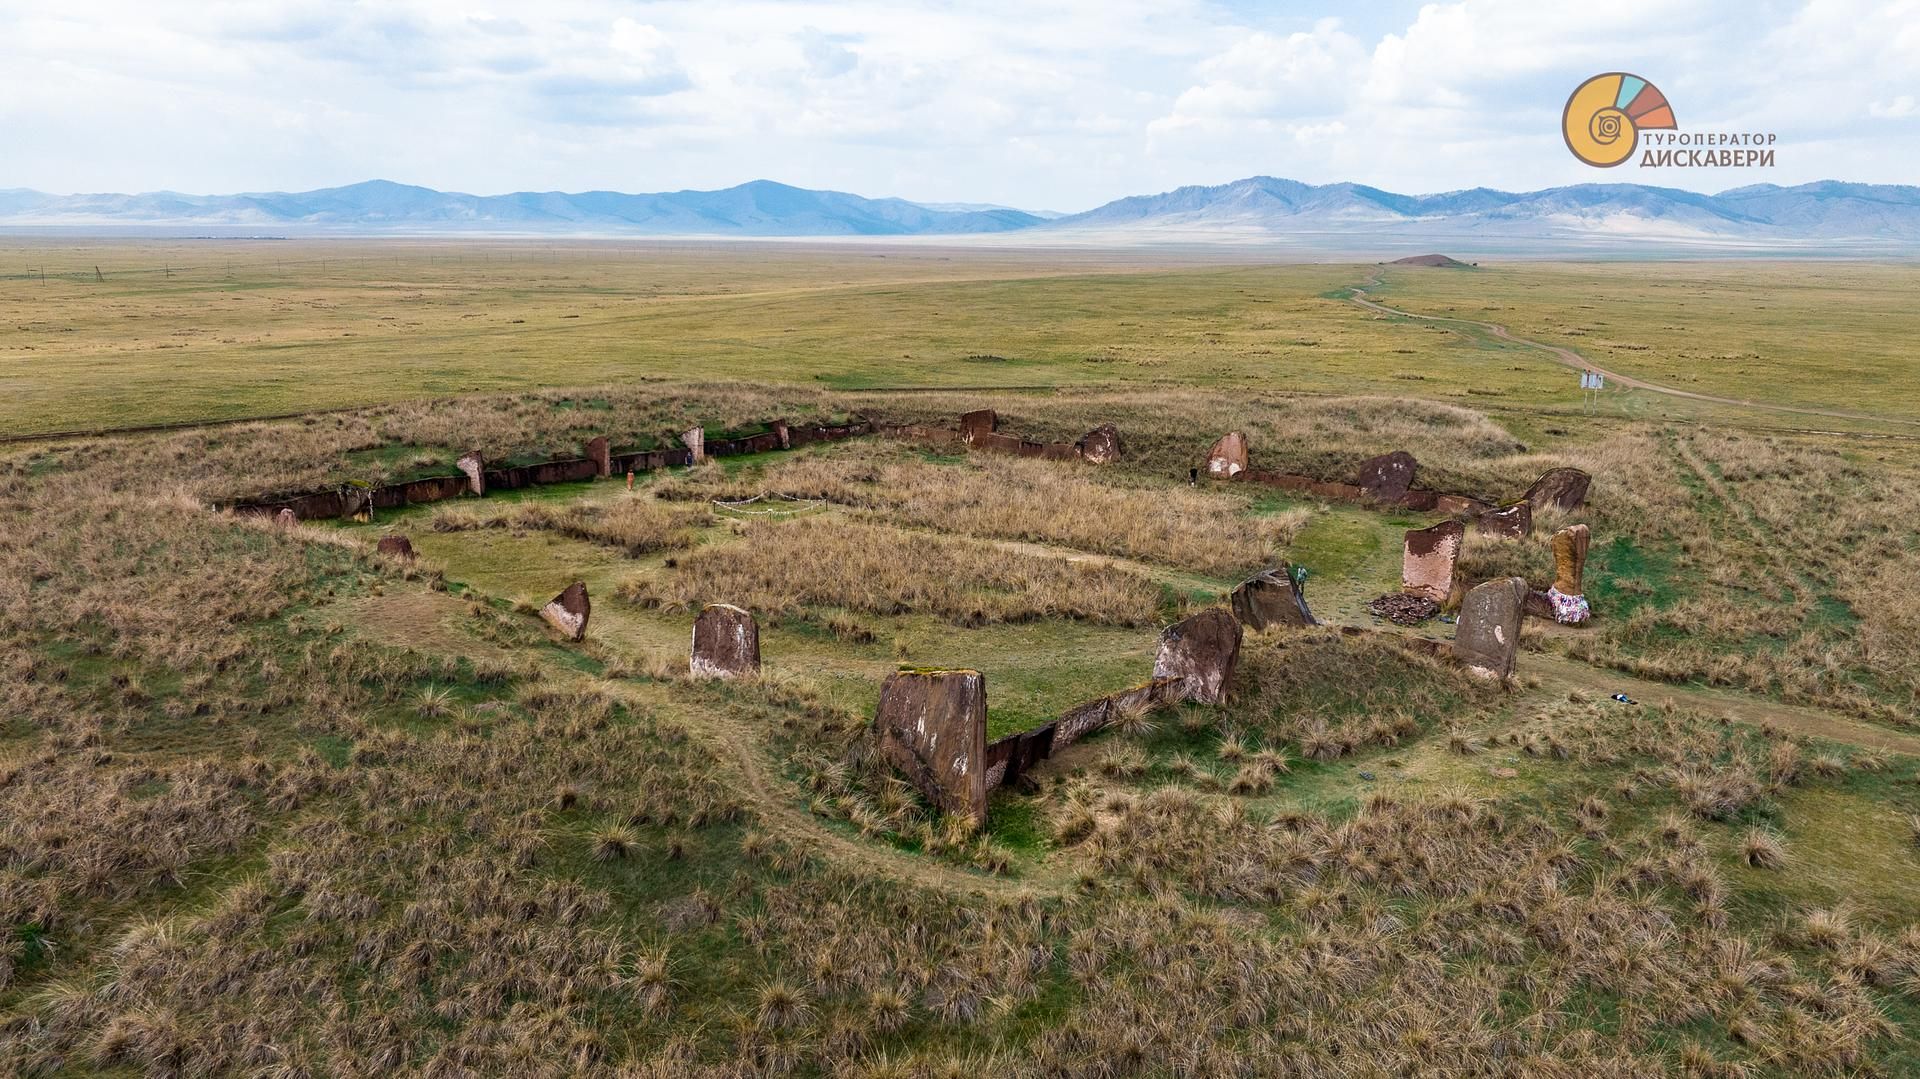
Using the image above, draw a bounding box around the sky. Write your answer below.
[2,0,1916,211]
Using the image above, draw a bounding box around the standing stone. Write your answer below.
[540,582,590,642]
[1152,608,1243,704]
[1525,467,1592,512]
[341,486,373,523]
[1077,423,1122,464]
[1453,577,1527,680]
[1230,564,1316,630]
[1205,432,1249,478]
[960,409,998,445]
[773,420,791,450]
[1356,450,1417,503]
[376,535,415,561]
[1551,524,1591,594]
[874,669,988,825]
[456,451,486,497]
[680,426,706,464]
[274,507,297,528]
[690,603,760,679]
[1475,501,1533,539]
[585,437,611,479]
[1402,519,1466,603]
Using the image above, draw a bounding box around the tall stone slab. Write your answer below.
[960,409,998,445]
[1205,432,1249,478]
[1077,423,1122,464]
[1551,523,1591,595]
[1152,608,1243,704]
[540,581,590,642]
[874,669,988,825]
[1230,564,1316,630]
[1355,450,1417,504]
[1475,501,1533,539]
[772,420,791,450]
[1453,577,1526,681]
[1402,519,1466,603]
[690,603,760,679]
[585,437,611,479]
[1525,467,1592,512]
[680,426,706,464]
[456,451,486,497]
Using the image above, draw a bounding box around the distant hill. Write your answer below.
[1388,254,1471,267]
[2,176,1917,248]
[0,179,1045,236]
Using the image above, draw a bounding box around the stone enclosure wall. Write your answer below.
[224,418,875,521]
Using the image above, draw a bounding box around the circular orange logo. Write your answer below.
[1563,73,1677,167]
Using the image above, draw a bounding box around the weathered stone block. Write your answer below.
[1453,577,1526,680]
[874,669,987,825]
[1435,493,1491,517]
[1525,467,1591,512]
[773,420,791,450]
[1551,523,1591,595]
[680,426,706,464]
[1077,423,1121,464]
[690,603,760,679]
[960,409,998,444]
[1205,431,1249,477]
[456,451,486,497]
[540,581,590,642]
[585,436,611,479]
[275,507,297,527]
[1402,519,1466,603]
[1475,501,1533,539]
[1230,564,1316,630]
[972,430,1024,455]
[376,535,415,560]
[1152,608,1243,704]
[1356,450,1417,503]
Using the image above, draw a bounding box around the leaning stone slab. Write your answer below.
[1402,519,1466,603]
[456,451,486,497]
[1230,564,1316,630]
[376,535,415,560]
[1356,450,1417,503]
[1525,467,1592,512]
[1475,501,1532,539]
[1152,608,1243,704]
[1453,577,1526,681]
[874,669,987,825]
[680,426,706,464]
[1077,423,1121,464]
[690,603,760,679]
[960,409,998,444]
[341,485,373,523]
[540,581,590,642]
[1205,431,1249,478]
[275,507,297,527]
[585,437,611,479]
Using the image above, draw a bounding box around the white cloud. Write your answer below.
[1870,94,1917,118]
[0,0,1916,208]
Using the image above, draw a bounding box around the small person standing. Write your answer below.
[626,470,635,491]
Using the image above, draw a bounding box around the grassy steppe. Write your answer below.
[10,241,1919,438]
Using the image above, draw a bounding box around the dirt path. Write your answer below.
[1346,271,1920,430]
[1519,651,1920,756]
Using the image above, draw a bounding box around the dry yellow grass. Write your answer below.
[660,445,1307,576]
[620,516,1164,626]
